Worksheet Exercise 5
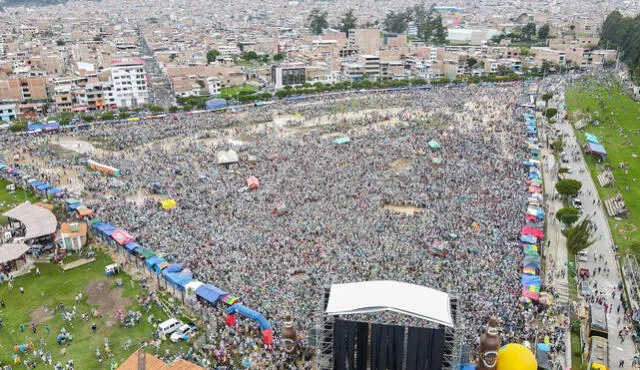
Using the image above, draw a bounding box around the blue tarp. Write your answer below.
[94,223,116,236]
[164,272,193,291]
[587,142,607,156]
[205,98,228,110]
[30,181,43,187]
[153,258,169,274]
[521,274,542,286]
[537,343,551,352]
[195,284,228,304]
[44,122,59,131]
[124,242,140,252]
[520,235,537,243]
[68,202,83,210]
[145,255,160,269]
[27,123,45,131]
[37,183,51,190]
[585,133,599,144]
[226,304,271,330]
[47,188,63,194]
[164,264,183,273]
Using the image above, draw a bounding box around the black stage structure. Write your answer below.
[315,287,463,370]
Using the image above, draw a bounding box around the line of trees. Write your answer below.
[307,4,448,45]
[600,11,640,83]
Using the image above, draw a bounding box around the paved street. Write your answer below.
[542,80,638,369]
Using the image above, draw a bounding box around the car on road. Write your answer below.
[579,280,592,297]
[572,198,583,212]
[578,250,589,262]
[170,323,198,342]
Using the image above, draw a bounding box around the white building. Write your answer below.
[207,77,221,95]
[109,59,149,108]
[0,103,17,122]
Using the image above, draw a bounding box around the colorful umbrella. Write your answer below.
[538,292,553,305]
[519,296,532,304]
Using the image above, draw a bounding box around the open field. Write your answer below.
[565,77,640,255]
[0,250,189,368]
[0,178,43,224]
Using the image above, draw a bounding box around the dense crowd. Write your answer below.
[1,83,560,367]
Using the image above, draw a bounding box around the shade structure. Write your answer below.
[0,243,29,264]
[195,284,229,304]
[3,202,57,240]
[75,205,93,217]
[111,229,135,245]
[160,199,177,210]
[325,280,454,327]
[124,242,140,252]
[246,176,259,189]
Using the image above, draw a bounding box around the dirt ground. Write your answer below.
[84,280,131,327]
[30,306,53,325]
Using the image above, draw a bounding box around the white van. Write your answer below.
[157,318,183,337]
[577,250,588,262]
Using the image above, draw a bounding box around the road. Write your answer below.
[542,78,637,369]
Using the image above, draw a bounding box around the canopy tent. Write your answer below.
[111,229,135,245]
[36,183,51,190]
[75,205,93,217]
[164,264,183,273]
[332,137,351,145]
[153,258,169,273]
[205,98,228,111]
[94,223,116,237]
[325,280,454,327]
[0,243,29,264]
[246,176,260,190]
[160,199,177,210]
[164,272,193,291]
[217,150,239,165]
[3,202,57,240]
[184,280,203,294]
[145,255,160,269]
[521,226,544,239]
[520,235,537,243]
[428,140,441,149]
[195,284,229,304]
[47,188,64,196]
[535,348,552,370]
[134,247,155,259]
[27,123,45,132]
[586,142,607,157]
[523,266,537,275]
[68,202,83,211]
[585,133,600,144]
[124,242,140,253]
[521,274,542,286]
[226,304,271,330]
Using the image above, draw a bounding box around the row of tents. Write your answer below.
[0,161,274,345]
[519,113,553,307]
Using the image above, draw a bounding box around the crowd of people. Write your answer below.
[1,83,560,367]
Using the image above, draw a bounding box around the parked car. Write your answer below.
[572,198,583,212]
[27,244,44,256]
[579,280,592,297]
[577,250,588,262]
[170,323,198,343]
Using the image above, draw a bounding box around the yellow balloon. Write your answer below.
[496,343,537,370]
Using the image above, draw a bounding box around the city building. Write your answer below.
[0,103,17,122]
[109,59,149,108]
[271,63,306,88]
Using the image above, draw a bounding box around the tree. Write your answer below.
[339,8,357,35]
[520,47,531,56]
[432,13,448,45]
[9,121,27,132]
[242,51,258,60]
[541,93,553,104]
[273,53,285,62]
[564,218,596,255]
[168,106,179,113]
[149,105,165,113]
[538,23,550,40]
[383,11,410,34]
[522,22,537,41]
[555,179,582,198]
[118,112,130,119]
[101,112,115,120]
[308,8,328,35]
[544,108,558,120]
[206,49,220,64]
[467,57,478,69]
[556,207,581,227]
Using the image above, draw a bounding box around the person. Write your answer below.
[19,286,24,294]
[619,359,624,368]
[45,324,50,335]
[91,323,97,333]
[35,267,40,276]
[0,299,4,309]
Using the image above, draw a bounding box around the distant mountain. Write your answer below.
[2,0,69,7]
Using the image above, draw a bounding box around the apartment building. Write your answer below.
[0,76,48,102]
[271,63,306,88]
[348,29,381,55]
[110,59,148,108]
[0,103,17,122]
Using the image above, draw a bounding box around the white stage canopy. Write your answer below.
[3,202,57,240]
[325,280,454,327]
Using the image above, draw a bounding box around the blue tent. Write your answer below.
[205,98,228,111]
[164,264,183,273]
[37,183,51,190]
[537,343,551,352]
[68,202,83,210]
[164,272,193,291]
[586,142,607,156]
[521,274,542,286]
[145,255,160,269]
[124,242,140,253]
[27,123,45,132]
[47,188,62,194]
[520,235,537,243]
[94,223,116,236]
[153,258,169,274]
[195,284,228,304]
[585,133,599,144]
[44,122,60,131]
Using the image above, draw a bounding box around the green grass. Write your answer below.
[565,77,640,255]
[0,250,189,368]
[218,85,256,97]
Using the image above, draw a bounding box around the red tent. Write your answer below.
[520,226,544,239]
[111,229,136,246]
[247,176,260,190]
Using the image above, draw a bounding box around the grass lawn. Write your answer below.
[0,250,189,368]
[218,85,256,97]
[565,76,640,255]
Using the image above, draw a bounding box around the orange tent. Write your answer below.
[247,176,260,190]
[75,205,93,217]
